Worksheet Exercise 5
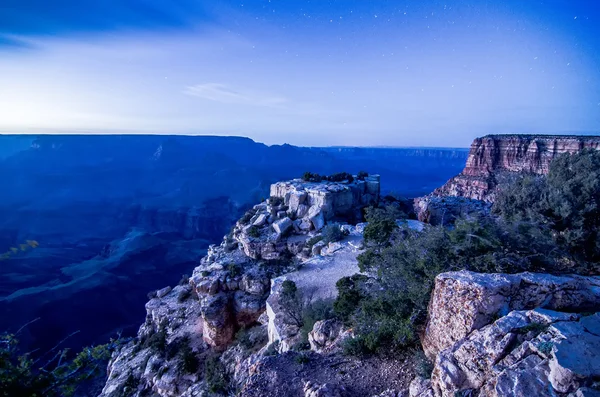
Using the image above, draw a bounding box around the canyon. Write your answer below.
[0,135,466,355]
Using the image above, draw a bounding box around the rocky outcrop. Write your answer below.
[100,176,382,396]
[434,135,600,203]
[190,247,271,348]
[431,309,600,396]
[270,175,380,224]
[101,284,209,397]
[420,271,600,397]
[415,134,600,223]
[413,196,490,225]
[423,271,600,359]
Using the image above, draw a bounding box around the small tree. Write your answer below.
[0,331,122,397]
[280,280,304,328]
[363,206,400,246]
[321,224,348,244]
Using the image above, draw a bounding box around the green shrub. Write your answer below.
[333,275,368,324]
[342,336,369,356]
[248,226,261,238]
[363,206,400,246]
[357,171,369,180]
[179,339,199,374]
[294,352,310,365]
[537,341,554,355]
[0,332,121,397]
[280,280,304,327]
[302,172,323,182]
[327,172,354,183]
[240,208,258,224]
[268,196,284,206]
[493,149,600,268]
[306,235,323,250]
[204,355,228,395]
[322,224,349,244]
[228,263,242,278]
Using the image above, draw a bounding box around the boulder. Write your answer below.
[430,310,600,397]
[311,240,326,256]
[308,319,345,353]
[273,217,293,235]
[304,381,345,397]
[309,209,325,231]
[156,286,172,299]
[423,271,600,359]
[289,191,307,213]
[252,213,268,227]
[409,376,434,397]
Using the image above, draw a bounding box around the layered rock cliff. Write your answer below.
[415,134,600,224]
[434,134,600,202]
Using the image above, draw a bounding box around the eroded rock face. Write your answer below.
[190,247,271,348]
[422,271,600,360]
[430,310,600,397]
[100,285,208,397]
[414,135,600,223]
[434,135,600,203]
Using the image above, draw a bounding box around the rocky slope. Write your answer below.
[418,270,600,397]
[415,134,600,224]
[99,169,600,397]
[100,176,393,396]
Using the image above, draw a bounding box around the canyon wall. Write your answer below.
[434,134,600,202]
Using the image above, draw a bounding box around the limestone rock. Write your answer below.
[308,319,344,353]
[409,376,434,397]
[270,176,380,223]
[423,271,600,359]
[253,213,268,227]
[156,286,172,298]
[304,381,345,397]
[429,309,600,397]
[273,217,293,235]
[309,208,326,231]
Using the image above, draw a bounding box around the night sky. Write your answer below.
[1,0,599,147]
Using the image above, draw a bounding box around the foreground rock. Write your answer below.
[423,270,600,359]
[431,310,600,396]
[420,270,600,397]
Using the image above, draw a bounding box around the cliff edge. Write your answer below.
[415,134,600,224]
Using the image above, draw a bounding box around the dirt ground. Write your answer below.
[239,350,416,397]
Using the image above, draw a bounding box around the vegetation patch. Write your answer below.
[321,223,349,244]
[204,354,229,395]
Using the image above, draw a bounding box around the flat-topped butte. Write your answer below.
[269,174,380,225]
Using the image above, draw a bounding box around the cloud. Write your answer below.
[184,83,287,107]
